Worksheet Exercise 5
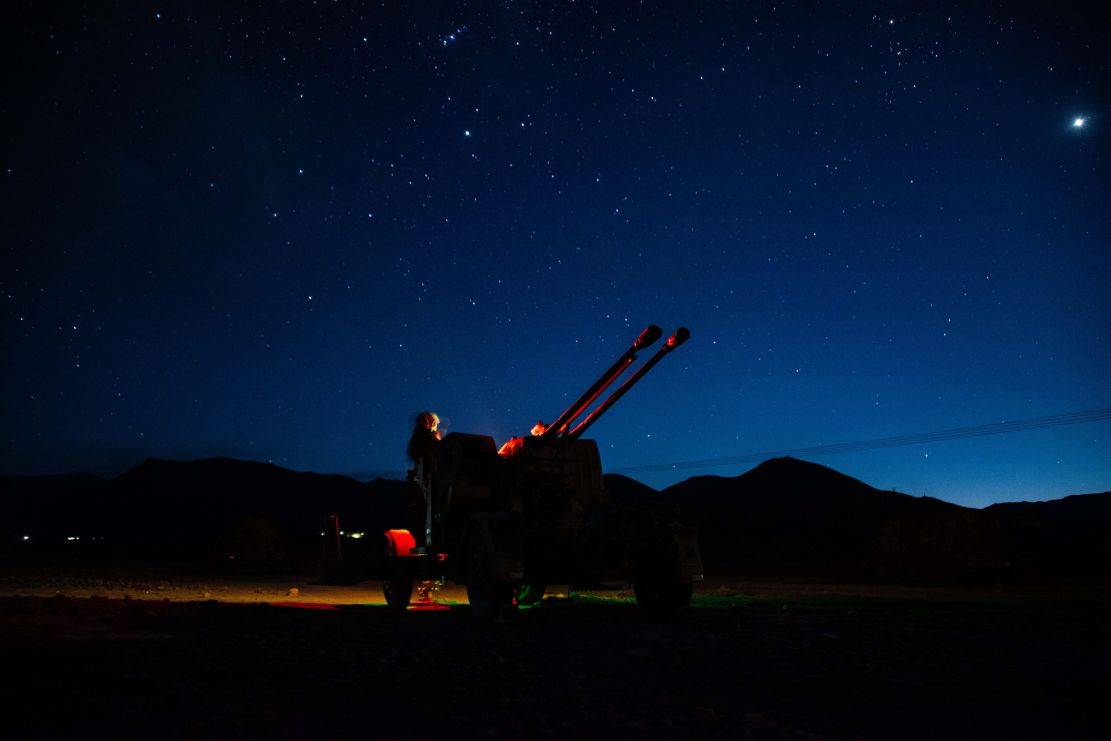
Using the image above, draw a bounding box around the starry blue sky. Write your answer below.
[3,2,1108,506]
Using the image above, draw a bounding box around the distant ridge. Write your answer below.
[984,491,1111,574]
[2,456,410,563]
[604,457,1111,580]
[4,455,1109,580]
[659,457,994,579]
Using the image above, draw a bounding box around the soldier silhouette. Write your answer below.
[407,411,441,474]
[406,411,441,548]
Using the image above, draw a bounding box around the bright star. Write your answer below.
[1072,117,1086,128]
[463,129,472,138]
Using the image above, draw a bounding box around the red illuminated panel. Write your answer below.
[498,437,525,457]
[385,529,416,556]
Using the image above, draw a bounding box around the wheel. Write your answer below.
[465,528,514,621]
[516,582,546,608]
[382,576,413,611]
[633,577,692,617]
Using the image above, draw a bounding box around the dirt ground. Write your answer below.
[2,565,1109,739]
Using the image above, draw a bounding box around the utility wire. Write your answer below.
[612,407,1111,474]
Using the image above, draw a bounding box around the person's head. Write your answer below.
[415,411,440,433]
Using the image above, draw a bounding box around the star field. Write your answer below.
[2,3,1108,505]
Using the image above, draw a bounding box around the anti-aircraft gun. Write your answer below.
[380,325,703,619]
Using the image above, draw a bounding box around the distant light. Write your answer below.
[22,535,31,541]
[1073,117,1086,128]
[66,536,79,541]
[348,531,365,539]
[463,129,472,138]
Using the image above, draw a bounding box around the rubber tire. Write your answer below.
[465,528,513,622]
[516,582,546,608]
[633,579,693,617]
[383,576,413,611]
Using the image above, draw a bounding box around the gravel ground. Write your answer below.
[2,565,1109,739]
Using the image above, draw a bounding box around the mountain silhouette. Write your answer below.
[2,457,410,563]
[629,457,1001,579]
[986,493,1111,576]
[605,457,1110,580]
[4,455,1109,580]
[601,473,671,507]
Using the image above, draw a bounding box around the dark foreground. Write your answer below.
[4,587,1110,739]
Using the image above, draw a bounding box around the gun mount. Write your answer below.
[328,325,703,620]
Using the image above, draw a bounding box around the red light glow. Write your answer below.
[385,529,416,556]
[498,437,525,457]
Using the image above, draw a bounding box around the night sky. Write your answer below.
[3,3,1108,506]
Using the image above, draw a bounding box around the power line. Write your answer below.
[612,407,1111,474]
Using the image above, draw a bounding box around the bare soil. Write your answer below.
[2,566,1109,739]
